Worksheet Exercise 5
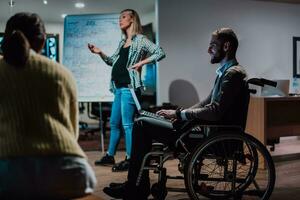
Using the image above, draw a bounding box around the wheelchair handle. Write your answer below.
[261,78,277,87]
[247,78,277,87]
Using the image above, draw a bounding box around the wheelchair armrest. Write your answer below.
[152,142,165,149]
[174,119,224,133]
[173,119,204,132]
[174,121,244,150]
[175,118,244,133]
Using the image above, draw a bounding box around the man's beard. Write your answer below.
[210,51,225,64]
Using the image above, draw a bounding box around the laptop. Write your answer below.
[261,79,290,97]
[129,86,173,129]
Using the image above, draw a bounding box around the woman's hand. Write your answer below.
[129,62,143,72]
[88,43,102,54]
[156,109,176,119]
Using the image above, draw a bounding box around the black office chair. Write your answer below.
[79,102,88,130]
[87,102,112,137]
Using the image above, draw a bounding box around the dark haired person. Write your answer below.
[0,12,96,199]
[88,9,165,171]
[103,28,249,200]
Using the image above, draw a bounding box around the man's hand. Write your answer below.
[88,43,102,54]
[156,109,176,119]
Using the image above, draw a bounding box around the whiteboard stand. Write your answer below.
[98,102,105,154]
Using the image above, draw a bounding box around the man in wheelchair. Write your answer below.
[104,28,249,200]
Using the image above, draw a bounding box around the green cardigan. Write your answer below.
[0,53,85,158]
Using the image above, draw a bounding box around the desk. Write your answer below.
[245,96,300,148]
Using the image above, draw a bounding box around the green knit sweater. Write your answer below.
[0,53,85,158]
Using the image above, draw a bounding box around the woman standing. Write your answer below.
[0,13,96,198]
[88,9,165,171]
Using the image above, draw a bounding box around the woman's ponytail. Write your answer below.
[2,30,30,67]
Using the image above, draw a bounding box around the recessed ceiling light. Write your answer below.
[43,0,48,5]
[75,2,85,8]
[61,14,67,18]
[8,0,15,7]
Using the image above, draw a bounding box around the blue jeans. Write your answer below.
[107,87,137,158]
[0,155,97,199]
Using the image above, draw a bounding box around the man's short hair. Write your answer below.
[213,28,238,53]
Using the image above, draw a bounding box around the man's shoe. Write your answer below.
[94,154,115,166]
[104,181,150,200]
[112,158,130,172]
[103,183,125,199]
[109,182,124,188]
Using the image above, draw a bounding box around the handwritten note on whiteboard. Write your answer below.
[63,14,121,102]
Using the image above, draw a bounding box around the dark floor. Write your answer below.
[82,136,300,200]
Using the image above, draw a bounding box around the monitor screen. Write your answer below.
[0,33,3,55]
[41,34,59,62]
[141,23,156,95]
[0,33,59,62]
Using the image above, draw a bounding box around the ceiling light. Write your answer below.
[61,14,67,18]
[8,0,15,7]
[43,0,48,4]
[75,2,85,8]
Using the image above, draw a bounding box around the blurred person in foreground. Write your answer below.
[0,12,96,199]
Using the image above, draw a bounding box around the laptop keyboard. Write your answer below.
[140,110,169,121]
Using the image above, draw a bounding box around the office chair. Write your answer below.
[87,102,112,137]
[79,102,88,130]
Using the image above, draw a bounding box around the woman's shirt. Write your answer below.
[101,34,166,91]
[111,46,130,88]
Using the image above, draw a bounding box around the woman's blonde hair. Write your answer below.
[120,9,142,35]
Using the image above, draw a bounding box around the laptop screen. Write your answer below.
[129,87,142,111]
[261,79,289,97]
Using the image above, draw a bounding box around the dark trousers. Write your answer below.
[124,117,180,199]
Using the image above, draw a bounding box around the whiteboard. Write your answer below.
[63,14,121,102]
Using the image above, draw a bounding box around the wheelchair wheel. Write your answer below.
[184,133,275,200]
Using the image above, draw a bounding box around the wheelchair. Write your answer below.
[136,78,277,200]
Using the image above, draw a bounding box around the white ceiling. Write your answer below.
[1,0,300,24]
[256,0,300,3]
[0,0,155,23]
